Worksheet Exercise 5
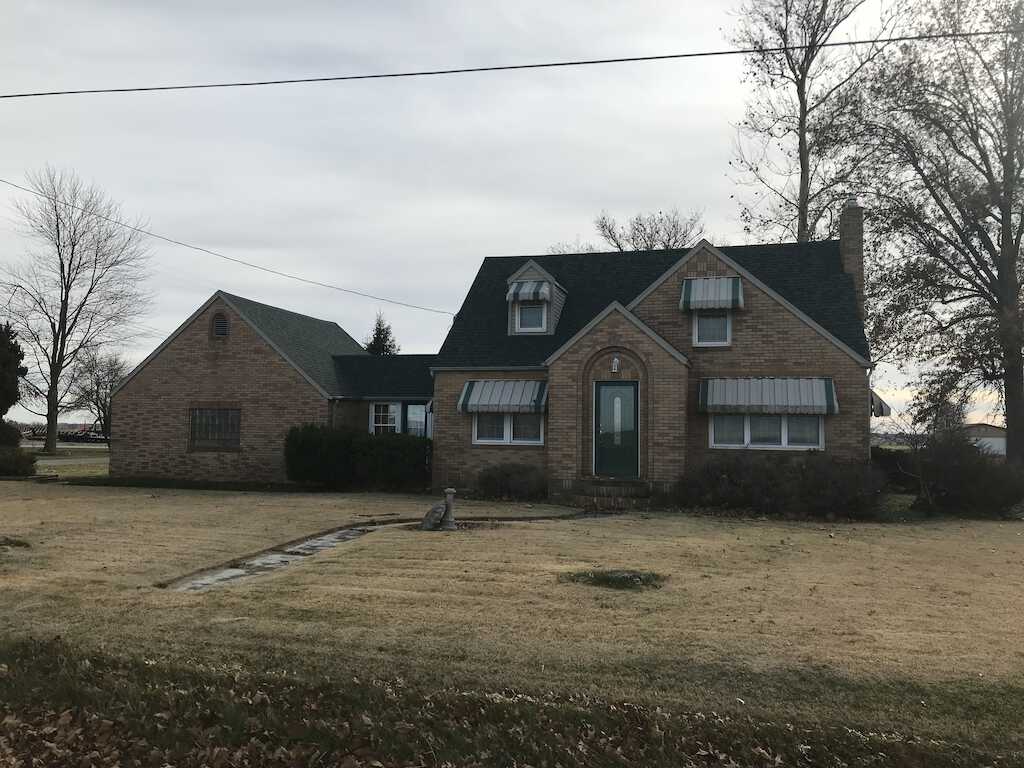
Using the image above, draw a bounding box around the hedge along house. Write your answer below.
[431,199,889,501]
[110,291,434,483]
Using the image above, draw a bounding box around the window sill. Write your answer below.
[709,444,823,451]
[472,440,545,447]
[694,342,731,348]
[188,446,242,453]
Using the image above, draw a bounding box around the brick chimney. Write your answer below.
[839,196,865,320]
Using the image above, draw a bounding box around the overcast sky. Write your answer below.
[2,0,937,425]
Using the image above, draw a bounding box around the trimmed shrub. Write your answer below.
[476,462,548,500]
[675,452,882,520]
[284,425,430,491]
[915,431,1024,517]
[0,421,20,448]
[870,446,918,493]
[0,448,35,477]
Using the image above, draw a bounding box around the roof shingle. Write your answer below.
[221,292,366,395]
[434,241,869,368]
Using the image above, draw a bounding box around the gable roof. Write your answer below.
[114,290,368,398]
[434,240,869,369]
[544,302,689,367]
[220,292,367,396]
[333,354,435,399]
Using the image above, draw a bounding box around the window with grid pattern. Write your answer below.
[189,408,241,450]
[372,403,399,434]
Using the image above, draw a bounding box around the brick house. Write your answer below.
[110,291,434,482]
[431,199,888,500]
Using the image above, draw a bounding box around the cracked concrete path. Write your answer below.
[162,510,596,592]
[167,526,378,591]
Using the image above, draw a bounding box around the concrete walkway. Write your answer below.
[162,511,590,593]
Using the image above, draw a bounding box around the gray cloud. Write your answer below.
[2,0,808,423]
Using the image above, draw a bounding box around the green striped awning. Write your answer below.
[457,380,548,413]
[506,280,551,302]
[870,390,892,417]
[679,277,743,310]
[698,377,838,415]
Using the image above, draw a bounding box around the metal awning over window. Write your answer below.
[870,390,892,417]
[698,377,838,415]
[506,280,551,302]
[458,380,548,413]
[679,277,744,310]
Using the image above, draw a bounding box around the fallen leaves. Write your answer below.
[0,637,1018,767]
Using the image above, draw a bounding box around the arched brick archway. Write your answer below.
[579,347,650,480]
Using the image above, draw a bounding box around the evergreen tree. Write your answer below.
[0,323,27,419]
[364,312,400,356]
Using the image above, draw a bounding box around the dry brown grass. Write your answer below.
[3,482,1024,737]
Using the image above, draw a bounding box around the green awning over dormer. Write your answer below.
[680,277,744,310]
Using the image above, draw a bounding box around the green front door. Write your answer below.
[594,382,639,478]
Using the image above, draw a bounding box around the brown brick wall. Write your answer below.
[431,369,548,490]
[110,297,329,482]
[331,400,369,430]
[546,310,689,489]
[630,248,871,463]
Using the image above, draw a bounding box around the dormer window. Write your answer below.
[505,261,567,337]
[516,300,547,333]
[680,277,743,348]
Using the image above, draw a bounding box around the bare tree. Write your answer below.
[551,208,704,253]
[854,0,1024,460]
[730,0,900,241]
[71,350,130,439]
[1,167,150,453]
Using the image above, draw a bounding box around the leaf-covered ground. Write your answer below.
[4,484,1024,763]
[1,638,1019,768]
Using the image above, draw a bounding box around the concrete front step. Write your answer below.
[569,493,653,511]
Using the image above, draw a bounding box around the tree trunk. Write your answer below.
[1000,296,1024,464]
[44,383,59,455]
[797,89,811,242]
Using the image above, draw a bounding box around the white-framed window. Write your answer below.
[370,402,400,434]
[473,413,545,445]
[515,301,547,333]
[406,404,427,437]
[693,310,731,346]
[709,414,823,450]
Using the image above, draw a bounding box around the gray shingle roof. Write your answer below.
[221,292,366,396]
[434,241,869,368]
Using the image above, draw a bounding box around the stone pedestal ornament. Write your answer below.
[441,487,457,530]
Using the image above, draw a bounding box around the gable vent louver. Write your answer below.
[212,313,229,337]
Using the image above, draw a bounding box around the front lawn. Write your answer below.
[2,483,1023,763]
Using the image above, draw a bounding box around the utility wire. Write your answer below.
[0,28,1018,100]
[0,177,456,316]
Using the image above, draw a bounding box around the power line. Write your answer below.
[0,177,455,316]
[0,28,1018,100]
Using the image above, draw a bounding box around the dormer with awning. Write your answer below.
[505,259,567,336]
[679,276,744,347]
